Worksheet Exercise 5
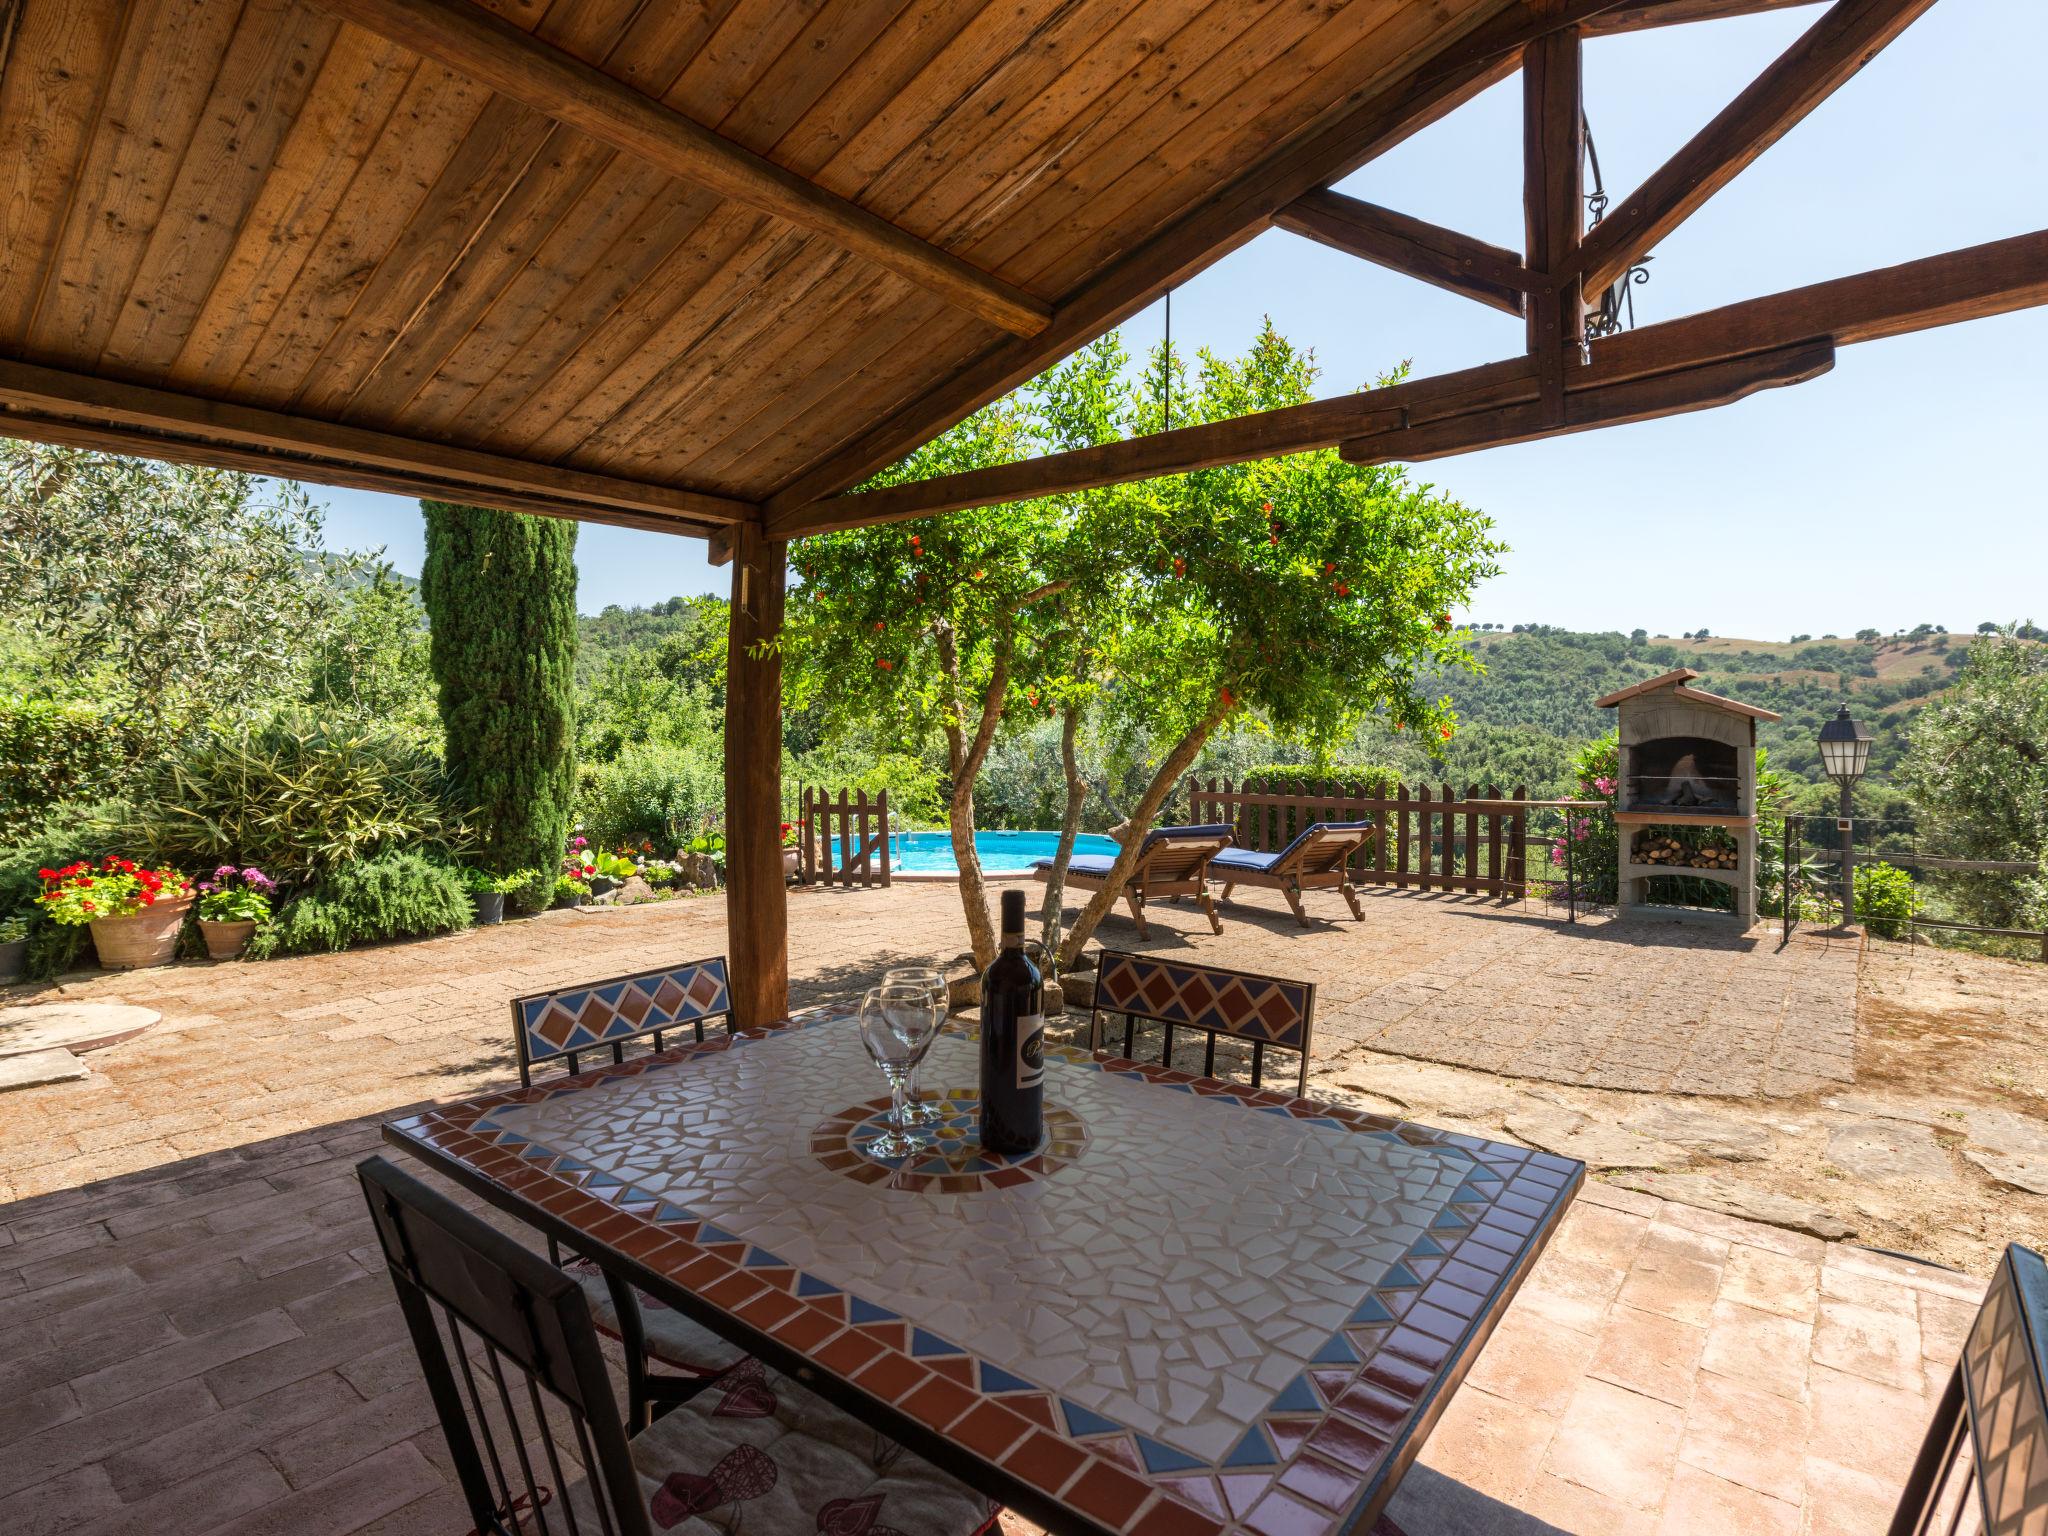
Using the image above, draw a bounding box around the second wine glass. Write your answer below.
[881,965,949,1123]
[859,982,937,1158]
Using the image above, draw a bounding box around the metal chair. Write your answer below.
[357,1156,1001,1536]
[510,954,735,1088]
[1890,1242,2048,1535]
[1087,948,1317,1096]
[511,956,749,1403]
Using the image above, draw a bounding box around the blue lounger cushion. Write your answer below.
[1030,825,1236,877]
[1211,819,1374,875]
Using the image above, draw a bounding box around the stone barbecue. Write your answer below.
[1596,668,1782,925]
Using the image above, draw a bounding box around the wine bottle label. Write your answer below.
[1015,1013,1044,1091]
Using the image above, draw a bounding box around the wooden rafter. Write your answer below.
[1273,190,1533,315]
[1522,21,1586,416]
[311,0,1052,338]
[765,230,2047,536]
[1572,0,1941,296]
[1338,338,1834,462]
[751,0,1632,532]
[0,358,751,532]
[1583,0,1830,33]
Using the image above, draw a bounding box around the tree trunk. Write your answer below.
[934,623,1010,970]
[1058,698,1232,969]
[1037,702,1089,961]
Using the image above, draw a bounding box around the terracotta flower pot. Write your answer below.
[90,894,193,970]
[199,918,257,961]
[781,848,801,878]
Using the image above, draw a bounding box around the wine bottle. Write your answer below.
[979,888,1044,1155]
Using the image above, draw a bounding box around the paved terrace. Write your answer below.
[0,883,2023,1534]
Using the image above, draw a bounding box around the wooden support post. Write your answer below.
[1524,18,1585,417]
[723,523,787,1028]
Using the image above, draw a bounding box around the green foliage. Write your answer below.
[304,563,437,743]
[1855,861,1917,940]
[250,851,472,958]
[121,716,471,886]
[1554,735,1621,905]
[0,444,348,736]
[788,748,944,828]
[0,695,133,842]
[421,502,579,876]
[502,867,555,916]
[579,740,723,852]
[1899,629,2048,932]
[554,876,590,906]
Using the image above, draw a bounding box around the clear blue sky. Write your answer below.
[309,0,2045,638]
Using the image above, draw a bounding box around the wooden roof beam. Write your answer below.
[1339,339,1835,462]
[0,358,752,532]
[1583,0,1828,34]
[765,229,2047,534]
[1572,0,1941,296]
[312,0,1051,338]
[1273,190,1533,315]
[756,0,1633,523]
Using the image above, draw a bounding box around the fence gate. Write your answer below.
[798,787,892,888]
[1186,778,1530,900]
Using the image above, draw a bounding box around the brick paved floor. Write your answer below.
[0,885,1962,1534]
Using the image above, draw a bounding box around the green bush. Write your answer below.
[579,741,722,852]
[1855,860,1917,940]
[250,851,472,958]
[0,697,132,843]
[554,876,590,907]
[502,867,554,916]
[123,715,473,886]
[1223,762,1400,847]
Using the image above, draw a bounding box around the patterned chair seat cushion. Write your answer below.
[569,1262,749,1379]
[568,1359,1002,1535]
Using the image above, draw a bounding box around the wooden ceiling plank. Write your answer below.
[0,356,753,524]
[760,0,1602,516]
[0,0,127,342]
[22,0,245,363]
[99,0,342,379]
[165,27,420,392]
[1584,0,1828,34]
[0,407,723,535]
[992,0,1510,294]
[311,0,1051,336]
[768,229,2046,533]
[1339,339,1835,462]
[977,0,1433,286]
[1273,187,1532,314]
[1572,0,1941,296]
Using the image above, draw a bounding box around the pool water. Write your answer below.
[890,829,1120,875]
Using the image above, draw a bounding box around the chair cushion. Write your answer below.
[1210,845,1281,873]
[1058,854,1119,877]
[1137,822,1235,854]
[571,1358,1001,1535]
[570,1261,749,1379]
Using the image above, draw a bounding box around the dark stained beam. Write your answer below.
[1273,190,1533,314]
[766,231,2048,535]
[758,0,1632,522]
[1522,19,1585,417]
[1573,0,1940,296]
[0,357,751,531]
[722,522,789,1027]
[1339,339,1834,462]
[312,0,1050,338]
[1584,0,1826,33]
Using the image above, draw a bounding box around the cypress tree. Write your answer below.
[419,502,578,876]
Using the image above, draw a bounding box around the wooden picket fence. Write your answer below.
[797,786,892,888]
[1186,778,1530,899]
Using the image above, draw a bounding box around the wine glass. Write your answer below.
[882,965,949,1123]
[859,983,937,1158]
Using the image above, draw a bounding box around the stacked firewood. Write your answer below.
[1632,834,1738,870]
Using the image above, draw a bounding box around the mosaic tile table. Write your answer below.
[386,1011,1582,1536]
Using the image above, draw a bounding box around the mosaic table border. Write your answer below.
[385,1010,1583,1536]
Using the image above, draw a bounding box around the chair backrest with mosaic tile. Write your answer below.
[1890,1242,2048,1536]
[511,955,733,1086]
[357,1156,654,1536]
[1086,948,1315,1096]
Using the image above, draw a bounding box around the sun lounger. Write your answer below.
[1210,820,1376,926]
[1031,823,1235,938]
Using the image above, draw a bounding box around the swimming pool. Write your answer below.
[890,829,1120,876]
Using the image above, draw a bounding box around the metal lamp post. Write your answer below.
[1817,706,1872,925]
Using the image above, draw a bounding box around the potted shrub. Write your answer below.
[553,875,590,909]
[562,836,600,892]
[0,914,27,984]
[781,820,801,879]
[502,867,553,917]
[38,857,194,970]
[195,865,275,960]
[589,849,634,896]
[460,867,507,925]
